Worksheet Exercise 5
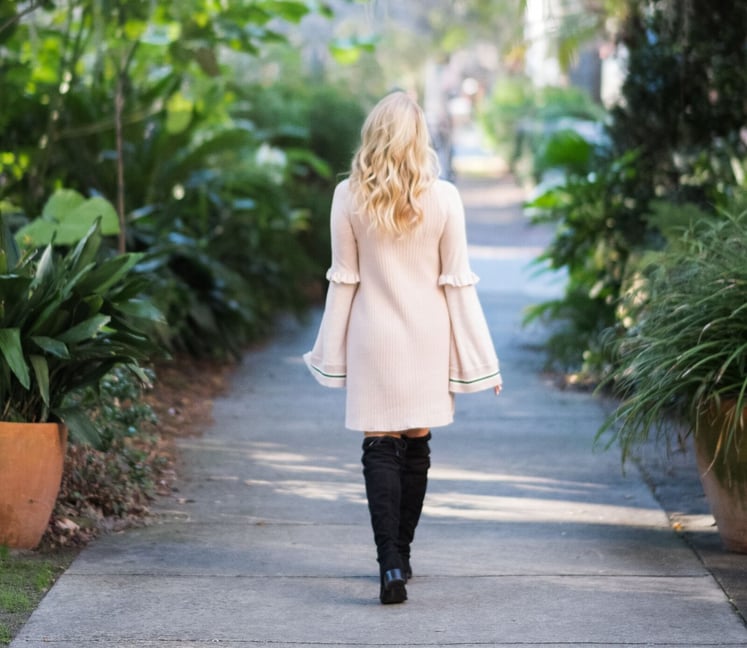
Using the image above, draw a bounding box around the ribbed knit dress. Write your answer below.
[303,178,501,432]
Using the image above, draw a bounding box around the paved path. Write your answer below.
[12,175,747,647]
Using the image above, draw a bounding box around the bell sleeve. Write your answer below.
[303,182,359,388]
[438,183,502,394]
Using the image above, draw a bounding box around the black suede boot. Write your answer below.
[398,432,431,580]
[362,435,408,604]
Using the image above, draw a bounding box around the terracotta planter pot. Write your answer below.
[0,422,67,549]
[694,402,747,553]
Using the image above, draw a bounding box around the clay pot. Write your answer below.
[0,422,67,549]
[694,402,747,553]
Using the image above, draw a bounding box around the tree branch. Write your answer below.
[0,0,45,36]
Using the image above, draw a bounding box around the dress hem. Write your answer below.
[344,415,454,432]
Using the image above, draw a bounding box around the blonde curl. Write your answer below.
[349,92,439,235]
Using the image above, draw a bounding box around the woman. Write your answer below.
[304,91,502,605]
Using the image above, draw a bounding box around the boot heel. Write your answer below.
[380,568,407,604]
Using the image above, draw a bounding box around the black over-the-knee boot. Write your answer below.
[398,432,431,580]
[362,435,408,604]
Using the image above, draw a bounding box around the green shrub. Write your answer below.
[525,149,646,375]
[0,0,342,360]
[131,154,316,357]
[610,0,747,209]
[0,216,163,446]
[598,208,747,481]
[71,364,157,453]
[526,0,747,375]
[480,77,604,177]
[239,78,366,277]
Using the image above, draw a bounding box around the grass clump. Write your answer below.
[0,546,75,646]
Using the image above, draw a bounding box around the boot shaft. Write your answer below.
[399,432,431,563]
[361,435,407,570]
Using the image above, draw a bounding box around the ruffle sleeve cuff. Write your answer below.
[438,271,480,287]
[326,267,360,284]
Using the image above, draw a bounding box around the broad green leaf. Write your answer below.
[113,298,166,323]
[329,35,379,65]
[67,220,103,274]
[56,196,119,240]
[123,18,147,42]
[317,2,334,18]
[140,22,181,45]
[0,214,19,271]
[539,130,592,171]
[57,314,111,344]
[83,295,104,314]
[329,40,362,65]
[166,92,194,134]
[31,336,70,359]
[0,275,32,310]
[74,252,142,296]
[16,192,118,248]
[28,297,66,336]
[29,354,49,406]
[41,188,85,218]
[53,407,102,447]
[286,148,332,178]
[193,47,220,76]
[0,328,30,388]
[261,0,310,23]
[30,244,54,289]
[525,190,564,209]
[14,219,58,248]
[58,261,97,301]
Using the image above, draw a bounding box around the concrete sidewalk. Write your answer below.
[11,176,747,647]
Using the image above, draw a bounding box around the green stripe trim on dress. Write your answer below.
[311,364,346,379]
[449,370,500,385]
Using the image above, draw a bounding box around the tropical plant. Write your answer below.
[520,0,631,72]
[0,214,163,446]
[0,0,361,359]
[241,74,367,274]
[0,0,319,223]
[73,363,158,453]
[609,0,747,210]
[597,208,747,484]
[524,148,646,373]
[481,78,605,177]
[129,148,317,357]
[14,189,120,247]
[524,0,747,374]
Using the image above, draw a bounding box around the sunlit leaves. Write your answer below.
[329,34,378,64]
[139,21,181,45]
[165,91,194,134]
[15,190,120,248]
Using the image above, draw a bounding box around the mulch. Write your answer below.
[43,355,236,549]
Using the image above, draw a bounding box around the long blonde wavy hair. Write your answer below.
[349,91,439,235]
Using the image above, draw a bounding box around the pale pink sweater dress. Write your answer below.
[303,179,501,431]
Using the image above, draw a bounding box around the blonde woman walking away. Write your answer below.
[304,91,502,604]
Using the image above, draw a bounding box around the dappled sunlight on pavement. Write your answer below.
[423,492,669,526]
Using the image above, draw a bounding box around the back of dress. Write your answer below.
[304,178,501,432]
[345,179,454,431]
